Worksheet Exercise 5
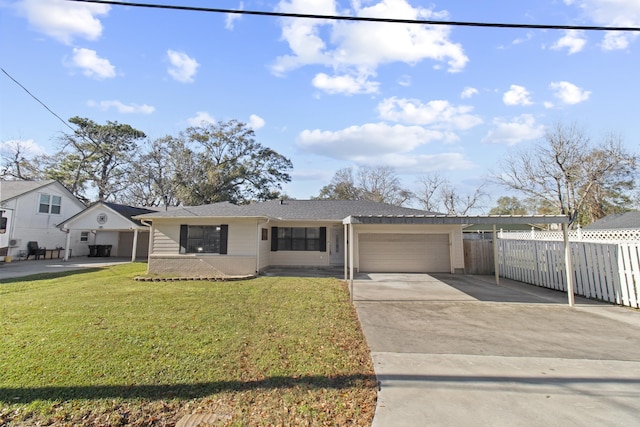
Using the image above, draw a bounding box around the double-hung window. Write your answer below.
[271,227,326,252]
[180,224,228,254]
[38,194,62,214]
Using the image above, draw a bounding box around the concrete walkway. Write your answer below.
[353,273,640,427]
[0,257,133,280]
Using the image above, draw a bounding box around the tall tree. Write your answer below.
[315,166,412,206]
[175,120,292,205]
[0,140,42,180]
[415,172,487,214]
[46,117,146,201]
[493,122,637,225]
[118,136,182,208]
[316,167,361,200]
[488,196,529,215]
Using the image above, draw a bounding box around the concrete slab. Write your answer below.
[353,273,640,427]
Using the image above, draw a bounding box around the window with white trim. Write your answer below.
[80,231,90,242]
[38,194,62,214]
[271,227,326,252]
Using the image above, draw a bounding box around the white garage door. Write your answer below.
[359,233,450,273]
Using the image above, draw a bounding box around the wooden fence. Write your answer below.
[463,240,494,275]
[498,239,640,308]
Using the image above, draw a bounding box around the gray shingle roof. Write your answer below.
[0,180,57,202]
[101,202,161,226]
[135,199,439,221]
[583,211,640,230]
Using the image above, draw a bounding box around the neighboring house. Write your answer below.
[583,211,640,230]
[463,223,545,240]
[0,180,86,259]
[58,201,157,261]
[135,199,467,277]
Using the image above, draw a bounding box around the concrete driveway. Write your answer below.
[0,257,133,280]
[353,273,640,427]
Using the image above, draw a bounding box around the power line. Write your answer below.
[1,67,76,133]
[67,0,640,32]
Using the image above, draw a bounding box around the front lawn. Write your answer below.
[0,263,376,426]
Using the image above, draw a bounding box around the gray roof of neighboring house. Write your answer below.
[0,180,58,202]
[102,202,161,226]
[583,211,640,230]
[135,199,440,221]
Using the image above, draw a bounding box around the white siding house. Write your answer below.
[0,180,86,260]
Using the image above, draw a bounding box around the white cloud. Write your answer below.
[225,2,244,30]
[549,81,591,105]
[187,111,216,126]
[68,48,116,79]
[460,87,478,99]
[551,30,587,54]
[312,72,379,95]
[364,152,476,173]
[15,0,109,44]
[503,85,533,106]
[273,0,468,94]
[167,50,200,83]
[601,31,632,50]
[248,114,266,129]
[377,97,482,130]
[87,100,155,114]
[297,122,451,160]
[397,75,412,87]
[565,0,640,50]
[0,138,48,156]
[482,114,544,145]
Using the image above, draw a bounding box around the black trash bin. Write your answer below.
[88,245,97,257]
[103,245,112,257]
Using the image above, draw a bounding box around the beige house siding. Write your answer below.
[268,221,336,268]
[148,218,259,276]
[352,224,464,273]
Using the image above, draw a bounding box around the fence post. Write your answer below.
[563,222,575,307]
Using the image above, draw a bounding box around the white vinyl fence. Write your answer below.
[498,229,640,308]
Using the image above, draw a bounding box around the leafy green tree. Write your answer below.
[488,196,528,215]
[175,120,292,205]
[118,136,182,208]
[315,166,412,206]
[45,117,146,202]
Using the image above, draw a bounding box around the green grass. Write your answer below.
[0,263,376,426]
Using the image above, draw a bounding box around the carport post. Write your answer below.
[131,228,139,262]
[493,224,500,285]
[563,222,575,307]
[344,223,348,281]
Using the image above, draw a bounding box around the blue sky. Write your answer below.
[1,0,639,210]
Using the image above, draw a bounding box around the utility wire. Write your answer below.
[1,67,76,133]
[67,0,640,32]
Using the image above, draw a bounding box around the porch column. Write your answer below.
[131,228,139,262]
[563,222,575,307]
[349,223,355,303]
[64,230,71,261]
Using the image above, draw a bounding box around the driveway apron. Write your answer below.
[353,273,640,427]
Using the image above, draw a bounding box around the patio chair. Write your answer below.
[26,241,46,260]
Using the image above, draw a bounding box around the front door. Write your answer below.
[329,225,345,266]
